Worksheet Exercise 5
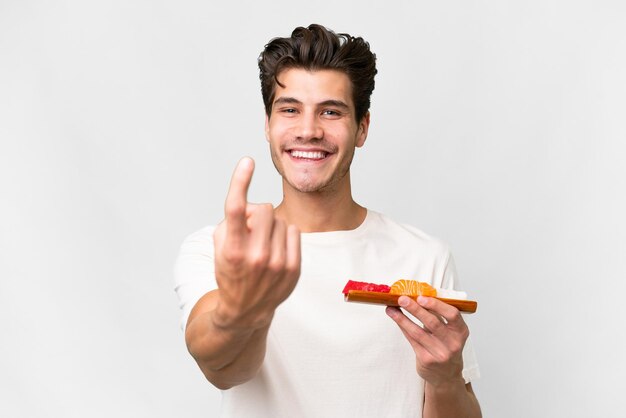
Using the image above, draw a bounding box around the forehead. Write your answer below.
[273,68,353,107]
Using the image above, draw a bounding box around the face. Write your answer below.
[265,68,369,194]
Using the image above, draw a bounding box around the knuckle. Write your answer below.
[449,333,467,354]
[285,256,301,276]
[452,310,463,323]
[425,318,443,333]
[223,248,244,265]
[439,352,452,364]
[250,249,270,269]
[421,356,437,368]
[267,256,286,275]
[450,342,464,355]
[284,264,301,281]
[225,203,246,219]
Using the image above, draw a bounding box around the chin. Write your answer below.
[289,181,326,193]
[288,177,338,193]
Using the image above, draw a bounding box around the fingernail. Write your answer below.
[398,296,409,307]
[386,307,397,318]
[417,296,427,305]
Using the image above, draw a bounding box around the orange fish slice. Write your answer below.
[389,279,437,297]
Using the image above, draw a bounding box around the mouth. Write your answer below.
[286,149,330,161]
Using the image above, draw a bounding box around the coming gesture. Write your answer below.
[212,157,301,331]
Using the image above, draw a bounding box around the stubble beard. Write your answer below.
[269,142,355,195]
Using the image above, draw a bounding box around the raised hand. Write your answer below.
[386,295,470,387]
[212,157,301,331]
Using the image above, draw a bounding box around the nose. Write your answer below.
[295,112,323,141]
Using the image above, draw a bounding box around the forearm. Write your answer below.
[423,380,481,418]
[185,307,271,390]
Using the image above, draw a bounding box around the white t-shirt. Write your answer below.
[174,210,480,418]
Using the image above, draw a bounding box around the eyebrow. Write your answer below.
[318,99,350,110]
[273,97,350,110]
[273,97,302,106]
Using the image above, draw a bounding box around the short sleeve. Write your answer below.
[441,250,481,383]
[173,225,217,330]
[439,249,460,291]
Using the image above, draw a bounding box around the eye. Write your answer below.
[322,109,342,117]
[275,107,298,117]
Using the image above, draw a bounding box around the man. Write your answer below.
[175,24,481,417]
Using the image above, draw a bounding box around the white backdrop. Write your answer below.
[1,1,625,417]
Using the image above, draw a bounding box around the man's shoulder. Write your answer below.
[178,225,216,253]
[368,210,452,256]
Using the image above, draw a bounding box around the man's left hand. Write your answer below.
[386,295,469,387]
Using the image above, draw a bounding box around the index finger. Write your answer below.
[416,296,465,327]
[224,157,254,237]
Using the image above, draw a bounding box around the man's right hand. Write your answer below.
[212,157,301,331]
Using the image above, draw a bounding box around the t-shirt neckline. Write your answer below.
[300,209,376,245]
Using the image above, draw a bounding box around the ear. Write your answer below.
[356,112,370,148]
[264,114,270,142]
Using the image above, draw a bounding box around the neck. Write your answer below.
[275,174,367,233]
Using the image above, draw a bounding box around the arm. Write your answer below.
[424,381,481,418]
[185,158,301,390]
[386,296,481,418]
[185,290,271,390]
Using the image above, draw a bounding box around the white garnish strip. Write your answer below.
[435,288,468,300]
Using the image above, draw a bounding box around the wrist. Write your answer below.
[424,379,481,418]
[426,375,466,394]
[213,301,274,332]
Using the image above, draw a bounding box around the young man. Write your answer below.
[175,24,481,417]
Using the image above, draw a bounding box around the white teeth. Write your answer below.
[290,150,327,159]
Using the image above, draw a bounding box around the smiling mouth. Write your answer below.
[288,150,329,160]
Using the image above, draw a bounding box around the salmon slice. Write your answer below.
[389,279,437,297]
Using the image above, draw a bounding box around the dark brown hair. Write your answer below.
[258,24,377,122]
